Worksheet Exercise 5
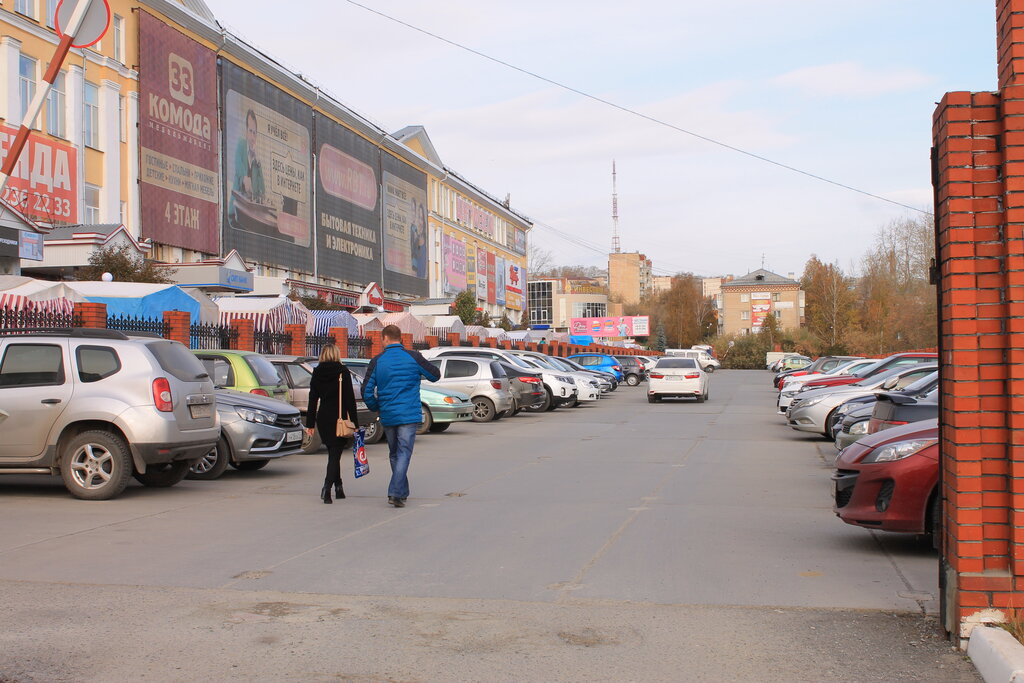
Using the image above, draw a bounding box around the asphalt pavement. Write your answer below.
[0,370,978,682]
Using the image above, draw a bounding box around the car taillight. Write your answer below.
[612,365,621,371]
[250,388,270,397]
[684,373,701,379]
[152,377,173,412]
[520,376,541,384]
[867,418,909,434]
[649,373,664,379]
[490,380,502,389]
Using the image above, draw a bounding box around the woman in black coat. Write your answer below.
[305,344,359,504]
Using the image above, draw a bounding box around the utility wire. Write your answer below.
[342,0,932,217]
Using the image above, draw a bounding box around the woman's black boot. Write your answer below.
[334,481,345,499]
[321,484,333,504]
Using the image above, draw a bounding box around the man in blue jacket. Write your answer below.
[363,325,441,507]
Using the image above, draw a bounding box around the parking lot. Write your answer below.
[0,370,976,682]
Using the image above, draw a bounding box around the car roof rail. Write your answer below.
[0,327,131,340]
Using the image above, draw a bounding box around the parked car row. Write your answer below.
[771,351,942,540]
[0,331,651,500]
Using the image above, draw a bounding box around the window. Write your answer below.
[572,302,607,318]
[118,94,126,142]
[740,310,749,320]
[772,292,781,302]
[444,360,478,379]
[45,0,57,27]
[76,346,121,383]
[773,310,781,319]
[46,71,66,138]
[84,82,99,148]
[84,184,100,223]
[0,344,65,388]
[19,55,36,123]
[739,293,749,303]
[199,357,233,388]
[14,0,36,19]
[113,15,124,63]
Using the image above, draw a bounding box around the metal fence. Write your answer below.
[190,322,237,350]
[460,340,472,347]
[254,330,291,355]
[0,307,77,333]
[348,336,373,359]
[438,337,453,346]
[106,314,168,337]
[411,340,429,351]
[305,334,334,358]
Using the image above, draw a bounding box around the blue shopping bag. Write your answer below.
[353,427,369,478]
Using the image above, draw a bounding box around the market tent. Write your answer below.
[421,315,466,341]
[569,335,594,346]
[464,325,489,339]
[0,275,87,313]
[352,313,384,336]
[215,295,314,332]
[64,281,204,324]
[310,309,359,337]
[180,288,220,324]
[478,326,507,342]
[379,311,429,342]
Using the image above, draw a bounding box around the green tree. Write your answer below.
[497,313,514,331]
[654,323,667,352]
[76,244,175,284]
[453,290,478,325]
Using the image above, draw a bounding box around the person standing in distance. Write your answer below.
[305,345,359,504]
[362,325,440,507]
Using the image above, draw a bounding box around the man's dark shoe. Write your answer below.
[388,496,399,507]
[393,497,405,508]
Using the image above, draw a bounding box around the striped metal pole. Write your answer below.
[0,0,92,196]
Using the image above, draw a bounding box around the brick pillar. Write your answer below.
[328,327,348,358]
[285,324,306,356]
[400,332,412,349]
[447,332,461,346]
[502,339,512,350]
[162,311,190,347]
[426,334,439,348]
[469,335,480,347]
[230,318,255,351]
[932,3,1024,641]
[368,331,383,357]
[73,302,106,328]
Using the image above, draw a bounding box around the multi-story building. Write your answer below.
[719,269,804,336]
[1,0,529,319]
[527,277,608,331]
[608,251,652,304]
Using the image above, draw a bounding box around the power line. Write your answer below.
[342,0,932,217]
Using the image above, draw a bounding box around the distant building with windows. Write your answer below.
[608,252,652,304]
[719,269,804,336]
[527,277,608,330]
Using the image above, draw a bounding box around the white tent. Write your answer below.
[478,327,508,342]
[352,313,384,336]
[421,315,466,341]
[464,325,490,339]
[215,295,314,332]
[379,311,429,342]
[0,276,87,313]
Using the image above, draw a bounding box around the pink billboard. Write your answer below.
[138,11,220,253]
[570,316,651,338]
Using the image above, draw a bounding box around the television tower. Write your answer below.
[611,160,621,253]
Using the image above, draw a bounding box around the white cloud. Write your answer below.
[771,61,936,98]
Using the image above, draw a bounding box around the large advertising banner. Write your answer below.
[381,152,428,296]
[222,61,313,269]
[314,113,381,283]
[466,243,476,291]
[494,256,506,307]
[750,291,771,332]
[486,251,496,305]
[569,316,651,337]
[138,12,219,252]
[442,232,466,294]
[476,247,488,301]
[506,262,523,310]
[0,124,77,223]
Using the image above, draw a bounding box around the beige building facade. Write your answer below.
[608,252,652,304]
[719,269,803,336]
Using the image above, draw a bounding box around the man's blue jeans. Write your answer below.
[383,423,418,499]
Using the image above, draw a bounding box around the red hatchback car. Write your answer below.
[831,419,939,536]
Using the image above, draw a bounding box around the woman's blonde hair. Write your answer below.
[319,344,341,363]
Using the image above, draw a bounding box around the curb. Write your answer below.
[968,626,1024,682]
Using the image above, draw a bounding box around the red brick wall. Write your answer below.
[162,311,190,347]
[74,302,107,328]
[933,0,1024,643]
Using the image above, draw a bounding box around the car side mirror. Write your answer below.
[881,378,898,390]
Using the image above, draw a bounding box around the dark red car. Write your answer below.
[831,419,939,535]
[802,352,937,392]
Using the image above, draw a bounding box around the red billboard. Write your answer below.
[486,251,496,304]
[138,11,219,253]
[0,124,77,223]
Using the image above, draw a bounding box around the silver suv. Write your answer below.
[0,329,219,500]
[425,356,514,422]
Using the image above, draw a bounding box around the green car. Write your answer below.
[193,349,290,403]
[343,358,475,435]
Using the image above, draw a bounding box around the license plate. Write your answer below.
[286,430,302,442]
[189,404,213,419]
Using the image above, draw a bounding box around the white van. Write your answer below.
[664,348,720,372]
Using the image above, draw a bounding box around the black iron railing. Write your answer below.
[0,307,77,333]
[106,314,168,337]
[254,330,291,355]
[190,322,237,350]
[411,340,429,351]
[305,334,334,358]
[347,336,373,359]
[460,340,472,347]
[438,337,453,346]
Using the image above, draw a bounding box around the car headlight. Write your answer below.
[848,421,868,435]
[558,376,573,383]
[442,396,460,404]
[863,438,937,463]
[236,407,277,424]
[796,395,825,408]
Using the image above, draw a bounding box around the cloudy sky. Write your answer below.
[204,0,995,278]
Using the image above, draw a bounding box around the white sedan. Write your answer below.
[647,357,709,403]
